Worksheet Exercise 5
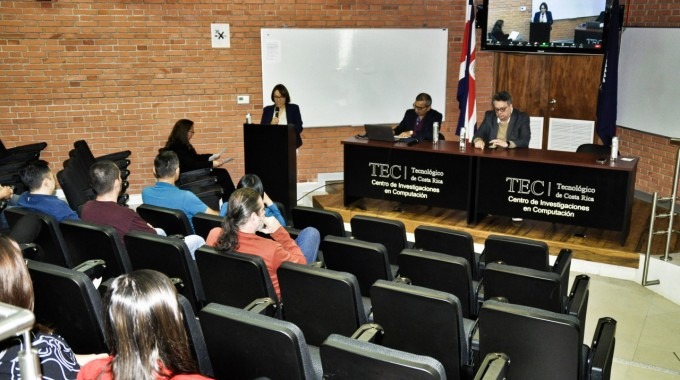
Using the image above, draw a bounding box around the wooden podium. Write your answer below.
[243,123,297,215]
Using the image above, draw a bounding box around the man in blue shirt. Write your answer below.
[142,150,219,233]
[17,160,79,222]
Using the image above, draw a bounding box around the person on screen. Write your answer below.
[393,93,443,141]
[260,84,304,149]
[162,119,235,202]
[533,2,553,25]
[473,91,530,149]
[490,20,510,42]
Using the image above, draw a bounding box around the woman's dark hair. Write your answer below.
[237,174,264,197]
[271,84,291,104]
[104,270,198,379]
[0,235,34,311]
[492,19,504,32]
[540,2,548,11]
[163,119,194,151]
[217,188,262,252]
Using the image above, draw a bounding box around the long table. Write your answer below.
[343,137,638,244]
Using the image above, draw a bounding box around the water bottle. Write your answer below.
[432,122,440,144]
[459,127,466,150]
[245,112,252,124]
[610,136,619,161]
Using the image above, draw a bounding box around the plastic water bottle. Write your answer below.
[432,122,440,144]
[610,136,619,161]
[245,112,252,124]
[459,127,466,150]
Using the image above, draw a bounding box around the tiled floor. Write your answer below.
[581,273,680,379]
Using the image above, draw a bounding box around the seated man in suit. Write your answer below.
[473,91,531,149]
[393,93,443,142]
[142,151,217,254]
[82,160,205,257]
[16,160,79,222]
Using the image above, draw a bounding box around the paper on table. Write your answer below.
[209,148,227,161]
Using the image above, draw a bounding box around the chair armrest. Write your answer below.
[552,248,573,301]
[350,323,384,343]
[244,297,277,315]
[588,317,617,380]
[178,177,218,190]
[18,243,42,260]
[473,353,510,380]
[178,168,213,185]
[73,259,107,279]
[567,274,590,340]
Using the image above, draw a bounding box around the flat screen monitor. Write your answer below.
[480,0,612,54]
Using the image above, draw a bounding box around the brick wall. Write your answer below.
[0,0,677,197]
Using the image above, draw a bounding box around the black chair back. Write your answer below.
[192,212,223,240]
[278,262,367,346]
[178,294,213,377]
[27,259,108,353]
[482,234,549,271]
[321,334,447,380]
[5,207,73,268]
[414,225,480,280]
[291,205,347,238]
[199,303,321,380]
[322,235,393,297]
[350,215,409,266]
[136,203,193,236]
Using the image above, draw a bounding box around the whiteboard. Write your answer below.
[261,28,448,127]
[617,28,679,138]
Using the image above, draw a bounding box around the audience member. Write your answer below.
[163,119,235,202]
[491,19,510,42]
[393,93,443,142]
[473,91,531,149]
[215,174,320,261]
[0,235,80,379]
[82,160,205,257]
[77,270,212,380]
[142,150,218,236]
[260,83,304,148]
[210,188,310,298]
[17,160,79,222]
[0,185,16,231]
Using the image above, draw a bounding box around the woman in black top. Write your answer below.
[163,119,235,201]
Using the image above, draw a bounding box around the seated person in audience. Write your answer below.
[82,160,205,257]
[163,118,235,202]
[142,150,219,234]
[17,160,79,222]
[216,174,320,261]
[77,270,212,380]
[0,185,17,231]
[0,235,105,379]
[209,188,313,298]
[490,19,510,42]
[473,91,531,149]
[393,92,443,142]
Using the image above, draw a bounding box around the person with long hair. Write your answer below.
[214,188,307,298]
[77,270,212,380]
[163,119,236,202]
[260,84,304,148]
[0,235,81,379]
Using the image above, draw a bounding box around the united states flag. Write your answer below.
[456,0,477,141]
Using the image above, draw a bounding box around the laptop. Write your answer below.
[364,124,398,142]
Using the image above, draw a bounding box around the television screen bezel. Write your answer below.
[479,0,613,55]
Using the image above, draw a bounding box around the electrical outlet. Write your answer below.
[520,6,526,11]
[237,95,250,104]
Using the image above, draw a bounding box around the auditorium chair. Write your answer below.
[176,168,223,211]
[277,262,368,346]
[0,139,47,165]
[199,303,322,380]
[398,249,480,318]
[136,203,194,236]
[321,235,394,297]
[124,231,205,312]
[192,212,224,240]
[5,207,73,268]
[414,225,481,280]
[473,353,510,380]
[350,214,411,267]
[320,333,447,380]
[178,294,213,377]
[291,205,349,238]
[194,246,279,317]
[73,139,131,170]
[480,234,552,272]
[27,260,108,354]
[576,143,611,156]
[368,280,476,380]
[478,300,616,380]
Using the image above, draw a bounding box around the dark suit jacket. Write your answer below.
[393,108,443,142]
[261,103,304,148]
[166,142,212,172]
[473,109,531,148]
[533,11,553,25]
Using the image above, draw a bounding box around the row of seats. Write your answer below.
[0,138,47,196]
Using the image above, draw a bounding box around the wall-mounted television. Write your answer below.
[479,0,612,54]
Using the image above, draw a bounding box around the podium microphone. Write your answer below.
[274,107,279,118]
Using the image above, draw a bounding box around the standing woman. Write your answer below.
[261,84,304,149]
[163,119,236,202]
[77,270,212,380]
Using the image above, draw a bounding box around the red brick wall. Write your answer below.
[0,0,677,197]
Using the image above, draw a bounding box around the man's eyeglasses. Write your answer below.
[494,106,508,113]
[413,104,430,111]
